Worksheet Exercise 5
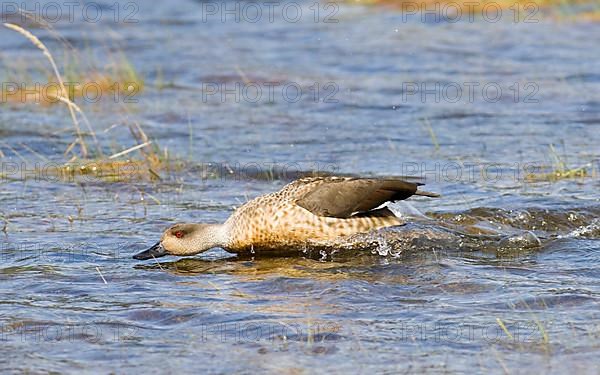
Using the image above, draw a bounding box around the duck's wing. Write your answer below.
[295,177,439,218]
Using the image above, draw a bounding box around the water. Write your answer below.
[1,0,599,373]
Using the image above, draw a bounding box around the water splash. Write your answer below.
[561,218,600,239]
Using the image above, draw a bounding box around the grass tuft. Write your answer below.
[1,22,168,181]
[525,144,590,182]
[4,22,88,157]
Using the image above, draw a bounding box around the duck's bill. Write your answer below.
[133,242,168,260]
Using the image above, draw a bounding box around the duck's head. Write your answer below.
[133,223,225,260]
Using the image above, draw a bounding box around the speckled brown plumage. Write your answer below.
[223,176,438,253]
[133,176,440,259]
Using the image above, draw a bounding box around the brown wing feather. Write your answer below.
[296,178,433,218]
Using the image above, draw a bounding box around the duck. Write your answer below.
[133,176,439,260]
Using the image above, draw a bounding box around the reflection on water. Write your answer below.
[1,0,600,373]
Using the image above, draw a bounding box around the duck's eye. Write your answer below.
[174,231,185,238]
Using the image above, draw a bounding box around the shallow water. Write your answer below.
[1,0,600,373]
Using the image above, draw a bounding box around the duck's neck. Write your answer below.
[205,223,230,248]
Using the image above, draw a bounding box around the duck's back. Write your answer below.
[223,177,435,252]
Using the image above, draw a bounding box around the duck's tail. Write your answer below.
[415,189,440,198]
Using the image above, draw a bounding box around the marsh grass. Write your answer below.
[525,143,591,182]
[4,23,86,156]
[1,44,144,108]
[39,120,172,182]
[1,9,145,151]
[1,22,167,181]
[420,117,440,153]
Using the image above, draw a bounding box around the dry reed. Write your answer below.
[4,23,89,158]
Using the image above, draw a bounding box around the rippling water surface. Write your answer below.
[1,0,599,373]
